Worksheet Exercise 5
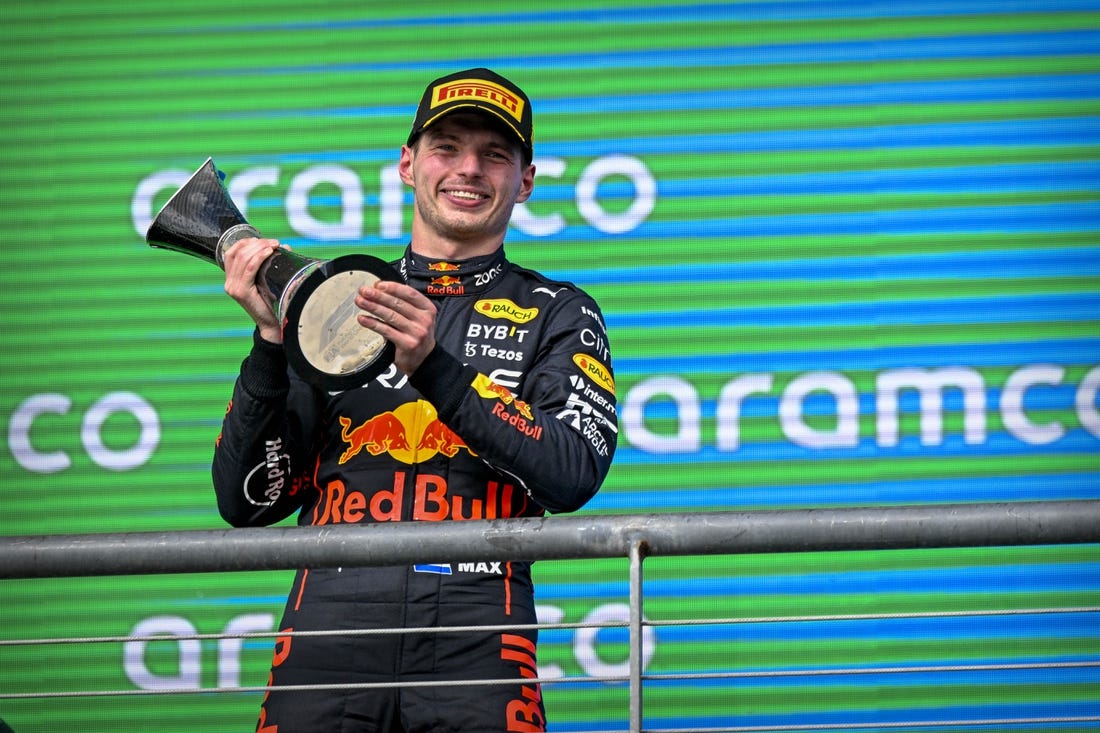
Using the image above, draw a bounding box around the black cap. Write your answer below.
[407,68,533,161]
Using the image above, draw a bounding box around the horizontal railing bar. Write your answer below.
[647,605,1100,626]
[646,659,1100,680]
[6,658,1098,701]
[2,500,1098,579]
[644,716,1100,732]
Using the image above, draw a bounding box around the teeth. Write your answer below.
[448,190,484,200]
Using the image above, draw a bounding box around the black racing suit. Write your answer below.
[212,245,617,733]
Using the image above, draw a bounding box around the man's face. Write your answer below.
[399,114,535,251]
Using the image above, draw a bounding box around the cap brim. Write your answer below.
[413,104,530,152]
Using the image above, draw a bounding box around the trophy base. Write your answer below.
[281,254,401,391]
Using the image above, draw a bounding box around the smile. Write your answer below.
[445,189,488,201]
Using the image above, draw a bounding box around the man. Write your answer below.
[212,68,618,732]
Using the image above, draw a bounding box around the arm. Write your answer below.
[356,278,617,513]
[211,238,318,527]
[211,332,319,527]
[410,292,617,513]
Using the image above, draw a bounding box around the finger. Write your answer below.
[357,310,389,331]
[225,238,277,276]
[356,300,408,338]
[374,279,433,310]
[370,282,437,326]
[355,287,408,328]
[356,307,402,340]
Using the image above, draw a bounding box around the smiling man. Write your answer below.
[212,69,618,732]
[398,114,534,259]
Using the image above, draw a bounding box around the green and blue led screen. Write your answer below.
[1,2,1098,730]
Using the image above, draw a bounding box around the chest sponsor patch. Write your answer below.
[475,298,539,324]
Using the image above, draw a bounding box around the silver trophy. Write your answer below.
[146,158,398,390]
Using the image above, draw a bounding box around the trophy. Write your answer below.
[146,158,399,390]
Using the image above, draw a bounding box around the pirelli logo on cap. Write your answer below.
[431,78,525,125]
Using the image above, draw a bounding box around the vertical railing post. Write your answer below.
[628,537,648,733]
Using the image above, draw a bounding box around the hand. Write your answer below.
[355,280,438,375]
[222,237,283,344]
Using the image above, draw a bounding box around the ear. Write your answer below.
[515,163,536,204]
[398,145,415,186]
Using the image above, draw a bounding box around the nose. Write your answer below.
[454,149,484,177]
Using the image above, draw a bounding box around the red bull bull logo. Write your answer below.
[428,261,460,271]
[473,373,515,401]
[337,401,474,465]
[418,417,473,457]
[338,413,410,463]
[428,274,465,295]
[471,374,542,440]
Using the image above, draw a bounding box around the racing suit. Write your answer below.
[212,245,617,732]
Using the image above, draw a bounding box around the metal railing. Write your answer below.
[3,500,1100,732]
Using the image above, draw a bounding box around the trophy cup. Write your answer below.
[146,158,399,391]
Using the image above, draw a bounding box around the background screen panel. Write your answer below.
[1,1,1098,731]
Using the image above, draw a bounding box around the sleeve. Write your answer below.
[211,330,322,527]
[409,290,617,514]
